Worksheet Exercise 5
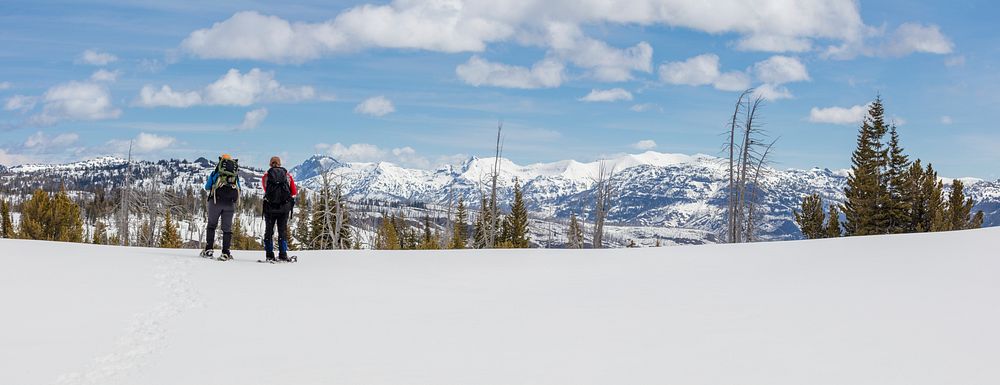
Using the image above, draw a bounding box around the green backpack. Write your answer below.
[211,157,240,200]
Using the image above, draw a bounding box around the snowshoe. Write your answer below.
[258,255,297,264]
[217,252,233,261]
[199,249,214,259]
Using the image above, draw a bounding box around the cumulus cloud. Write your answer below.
[0,148,34,166]
[579,88,632,102]
[632,139,657,150]
[753,84,793,101]
[108,133,177,153]
[316,142,433,169]
[182,1,867,63]
[354,96,395,117]
[135,68,316,108]
[752,55,810,84]
[30,81,121,125]
[90,69,119,82]
[239,108,268,130]
[77,49,118,66]
[137,85,202,108]
[456,56,563,89]
[885,23,953,57]
[808,104,867,124]
[658,54,749,91]
[4,95,37,112]
[25,131,80,149]
[181,2,870,87]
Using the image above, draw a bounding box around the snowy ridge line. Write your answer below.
[2,152,999,243]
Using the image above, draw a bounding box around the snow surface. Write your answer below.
[3,228,1000,385]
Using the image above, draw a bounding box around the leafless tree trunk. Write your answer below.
[725,89,776,243]
[592,160,616,248]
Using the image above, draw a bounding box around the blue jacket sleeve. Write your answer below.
[204,171,217,191]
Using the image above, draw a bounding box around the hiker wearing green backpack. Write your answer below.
[200,153,241,261]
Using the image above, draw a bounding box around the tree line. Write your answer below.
[795,96,984,239]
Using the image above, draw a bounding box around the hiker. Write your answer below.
[262,156,297,262]
[201,154,241,261]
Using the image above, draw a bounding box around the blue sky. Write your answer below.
[0,0,997,179]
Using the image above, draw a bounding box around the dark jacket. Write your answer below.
[262,167,297,214]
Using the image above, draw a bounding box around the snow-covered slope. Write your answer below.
[3,228,999,385]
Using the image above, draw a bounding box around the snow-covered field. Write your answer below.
[2,228,999,385]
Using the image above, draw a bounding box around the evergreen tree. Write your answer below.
[794,193,825,239]
[92,221,108,245]
[0,199,13,238]
[825,205,842,238]
[935,180,980,231]
[843,97,889,236]
[885,125,911,233]
[905,160,928,232]
[293,192,312,250]
[19,188,84,243]
[920,163,944,232]
[418,214,440,250]
[450,198,468,249]
[230,216,261,250]
[159,211,182,248]
[567,213,584,249]
[377,213,400,250]
[501,180,530,248]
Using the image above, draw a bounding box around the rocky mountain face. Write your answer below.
[3,152,998,243]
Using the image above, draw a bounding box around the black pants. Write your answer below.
[264,211,289,252]
[206,200,235,252]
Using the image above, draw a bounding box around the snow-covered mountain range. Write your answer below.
[2,152,998,243]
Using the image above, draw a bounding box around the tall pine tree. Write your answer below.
[159,211,182,248]
[293,192,312,250]
[843,96,889,236]
[0,199,13,238]
[450,198,467,249]
[825,205,842,238]
[794,193,825,239]
[500,180,530,248]
[885,125,911,233]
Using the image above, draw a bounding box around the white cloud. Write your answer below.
[77,49,118,66]
[713,71,752,91]
[135,68,316,108]
[456,56,563,89]
[0,148,34,166]
[316,142,434,169]
[354,96,395,117]
[4,95,37,112]
[0,81,10,90]
[658,54,749,91]
[808,104,868,125]
[752,55,810,84]
[941,115,953,125]
[24,131,80,149]
[30,81,121,125]
[886,23,953,57]
[90,69,119,82]
[579,88,632,102]
[182,1,866,64]
[632,139,657,150]
[108,133,176,153]
[629,103,661,112]
[137,85,202,108]
[239,108,268,130]
[542,22,652,81]
[659,54,720,86]
[753,84,793,101]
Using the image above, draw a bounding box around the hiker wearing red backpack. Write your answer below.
[201,154,241,261]
[262,156,297,262]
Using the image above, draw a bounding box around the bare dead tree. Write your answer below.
[591,160,616,248]
[486,120,504,249]
[725,89,777,243]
